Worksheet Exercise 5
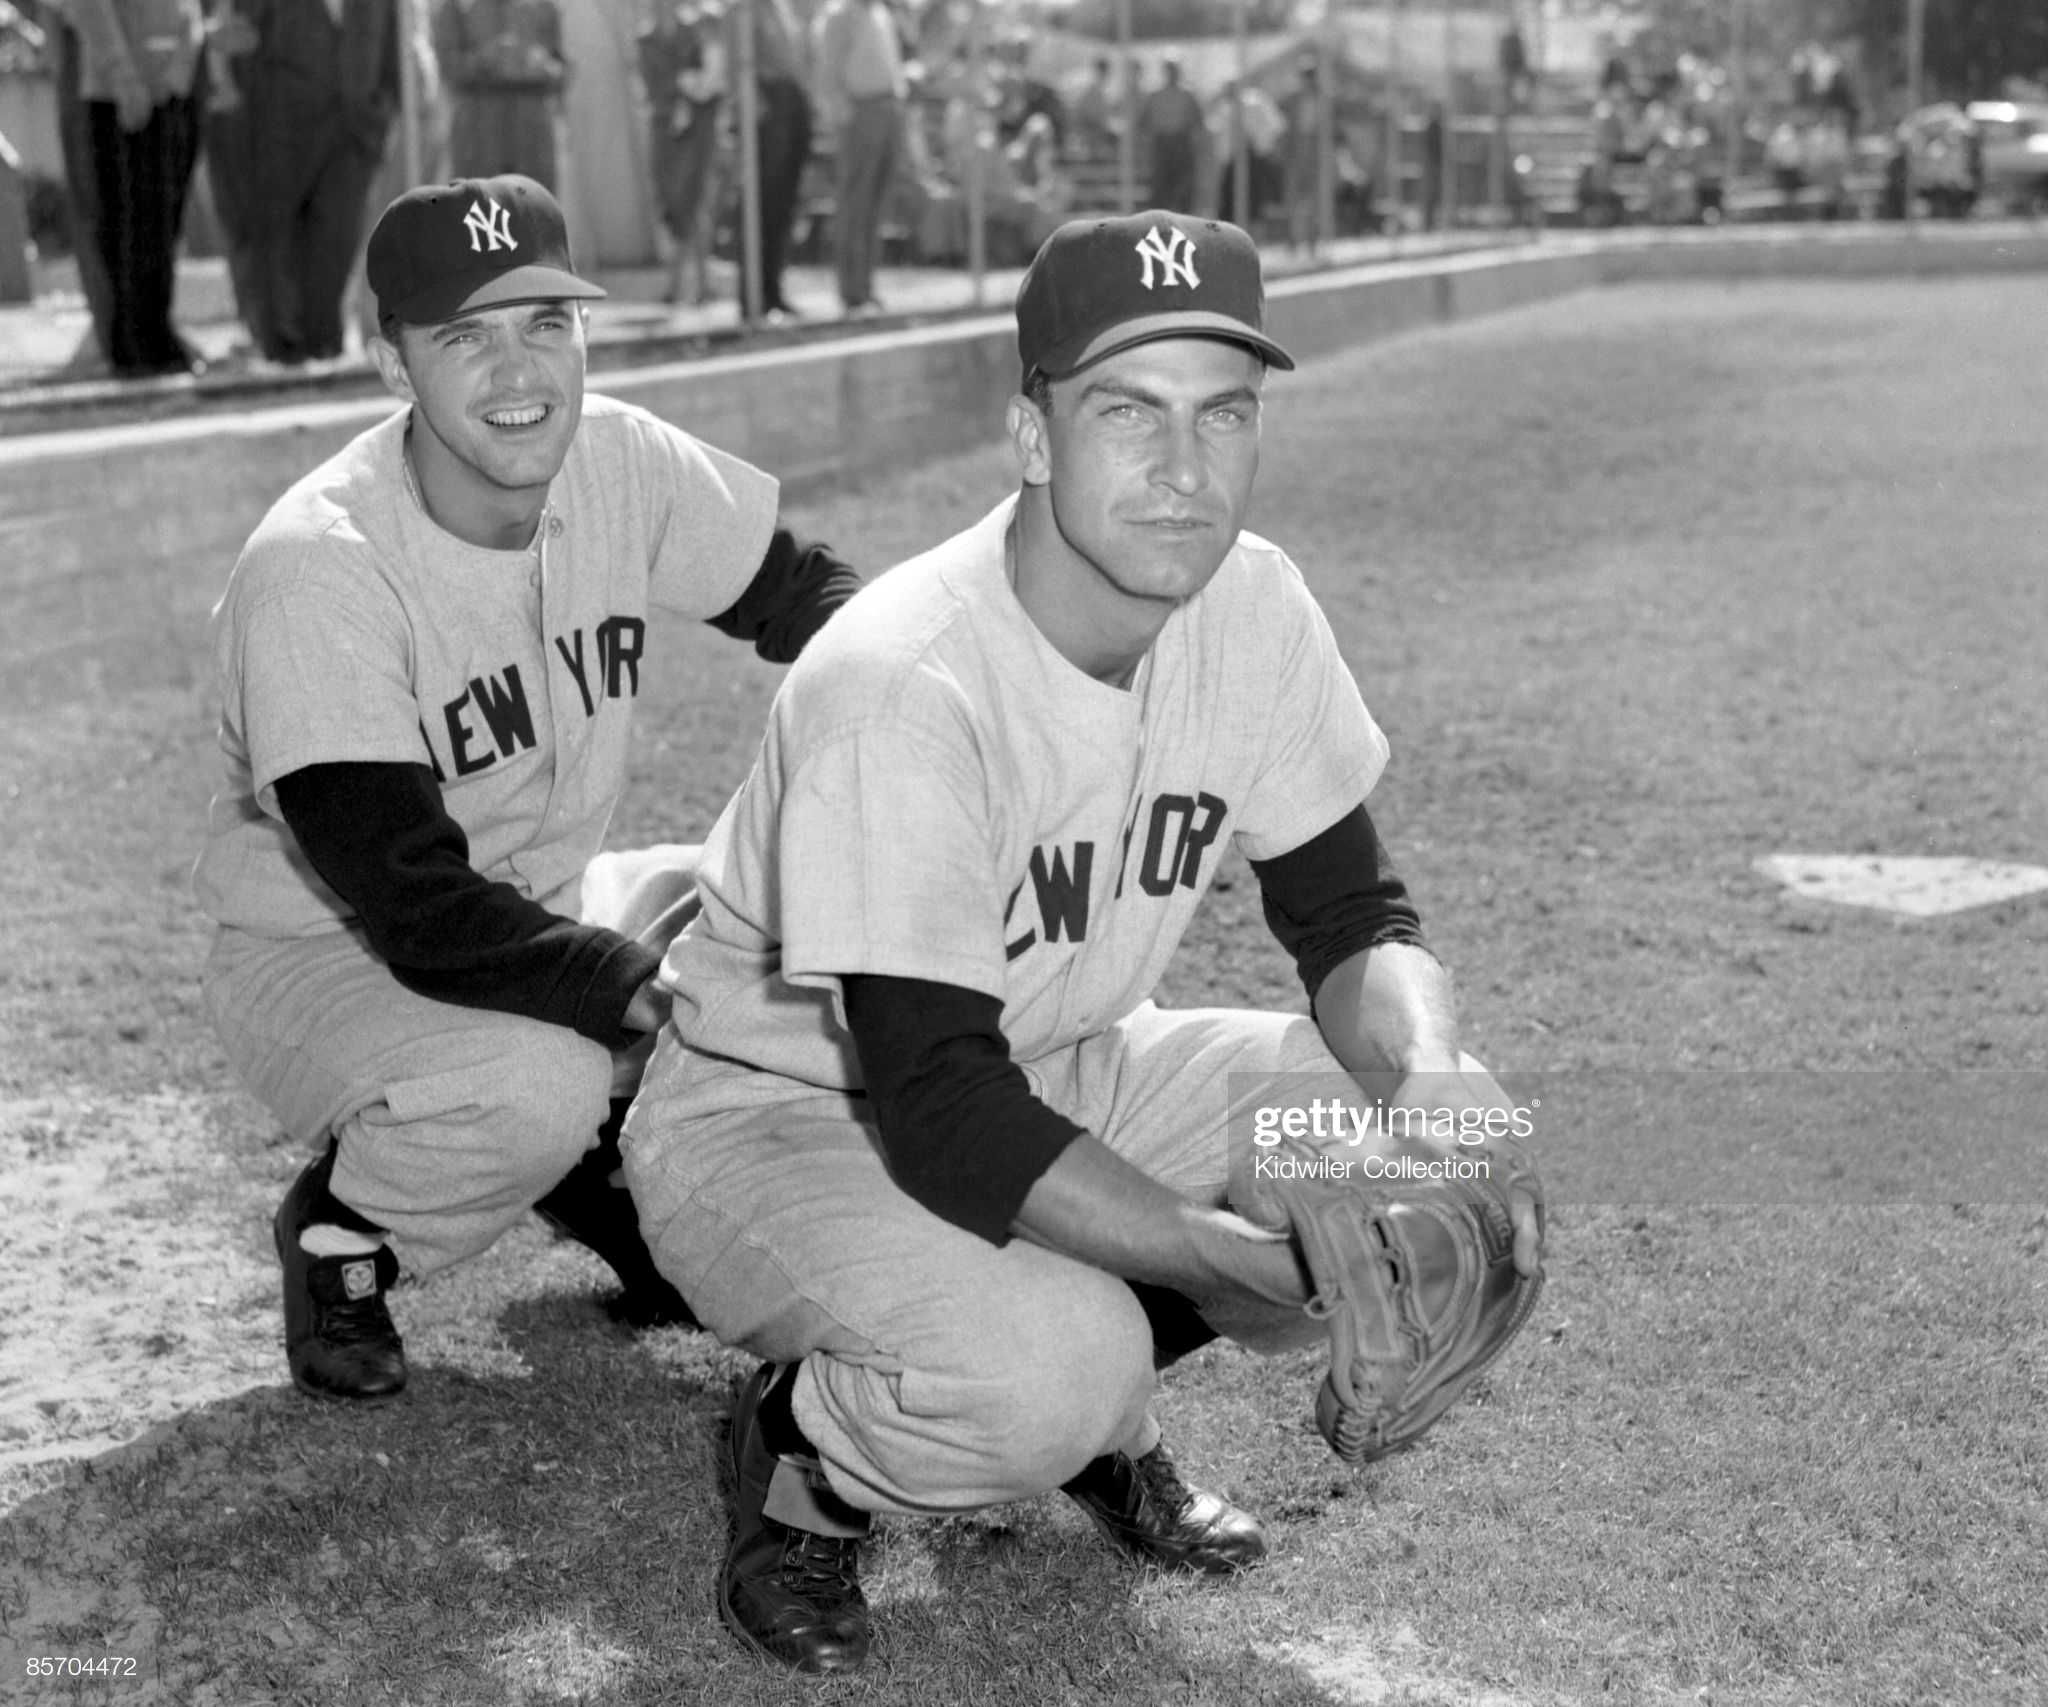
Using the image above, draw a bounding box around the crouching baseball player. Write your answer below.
[194,175,860,1405]
[622,212,1544,1673]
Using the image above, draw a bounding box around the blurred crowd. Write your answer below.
[1575,35,2048,228]
[9,0,1347,381]
[629,2,1352,304]
[1578,41,1877,225]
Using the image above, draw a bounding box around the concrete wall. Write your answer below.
[6,225,2045,707]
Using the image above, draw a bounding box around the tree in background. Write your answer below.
[1839,0,2048,100]
[1611,0,2047,106]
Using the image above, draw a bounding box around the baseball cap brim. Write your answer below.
[398,263,608,326]
[1044,309,1295,380]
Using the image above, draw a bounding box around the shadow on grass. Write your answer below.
[3,1289,1346,1707]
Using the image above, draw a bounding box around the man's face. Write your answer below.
[1022,337,1264,609]
[374,300,587,508]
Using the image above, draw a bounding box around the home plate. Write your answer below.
[1755,855,2048,917]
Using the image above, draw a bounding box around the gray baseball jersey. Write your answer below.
[658,494,1388,1093]
[195,395,779,938]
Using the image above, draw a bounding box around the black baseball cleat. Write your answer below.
[718,1364,872,1674]
[533,1111,700,1331]
[273,1143,408,1403]
[1063,1440,1268,1575]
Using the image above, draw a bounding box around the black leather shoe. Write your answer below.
[274,1144,408,1403]
[718,1365,871,1673]
[533,1115,700,1331]
[1063,1441,1267,1575]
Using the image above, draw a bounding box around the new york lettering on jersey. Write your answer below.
[1003,788,1232,959]
[415,615,648,780]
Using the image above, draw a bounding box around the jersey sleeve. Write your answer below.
[774,709,1008,1002]
[221,575,431,810]
[637,416,783,621]
[1230,562,1390,862]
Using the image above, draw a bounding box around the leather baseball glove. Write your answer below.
[1271,1132,1545,1464]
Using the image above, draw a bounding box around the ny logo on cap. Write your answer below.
[1134,224,1199,290]
[464,198,518,254]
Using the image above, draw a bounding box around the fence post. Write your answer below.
[1116,0,1136,213]
[735,0,764,323]
[0,132,28,305]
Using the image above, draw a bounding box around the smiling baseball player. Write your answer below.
[195,174,860,1405]
[620,211,1542,1673]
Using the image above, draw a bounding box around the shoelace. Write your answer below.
[1130,1450,1195,1526]
[781,1528,860,1595]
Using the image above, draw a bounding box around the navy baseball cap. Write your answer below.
[1015,211,1294,387]
[367,175,606,327]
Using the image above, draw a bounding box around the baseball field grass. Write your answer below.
[3,273,2044,1706]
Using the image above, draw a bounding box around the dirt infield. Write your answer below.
[2,275,2044,1704]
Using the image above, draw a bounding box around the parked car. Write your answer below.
[1896,104,1981,219]
[1964,100,2048,213]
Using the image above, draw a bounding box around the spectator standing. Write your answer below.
[1238,81,1285,221]
[47,0,208,375]
[434,0,566,190]
[639,0,727,305]
[1421,103,1445,229]
[1068,53,1115,156]
[812,0,905,316]
[1282,60,1323,251]
[1137,55,1202,215]
[205,0,399,365]
[739,0,811,318]
[1499,24,1530,112]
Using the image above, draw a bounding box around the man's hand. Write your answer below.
[112,67,155,131]
[621,974,673,1035]
[1312,943,1542,1276]
[1387,1061,1543,1278]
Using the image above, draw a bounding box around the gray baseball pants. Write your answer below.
[622,1001,1350,1519]
[203,845,699,1275]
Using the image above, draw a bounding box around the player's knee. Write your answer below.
[486,1026,615,1190]
[964,1281,1154,1496]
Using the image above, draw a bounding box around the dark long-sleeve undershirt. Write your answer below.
[709,527,862,663]
[840,975,1086,1245]
[275,760,661,1049]
[840,802,1429,1244]
[270,529,858,1045]
[1249,802,1425,1006]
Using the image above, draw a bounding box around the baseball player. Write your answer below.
[621,211,1542,1673]
[194,174,860,1406]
